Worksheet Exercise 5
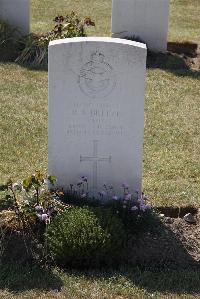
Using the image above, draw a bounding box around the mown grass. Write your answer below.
[169,0,200,43]
[31,0,111,36]
[0,65,199,206]
[0,264,199,299]
[0,2,199,207]
[0,64,48,179]
[31,0,200,43]
[144,69,200,206]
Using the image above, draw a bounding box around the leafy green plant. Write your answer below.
[0,172,67,230]
[16,11,95,67]
[0,172,70,264]
[47,206,126,268]
[92,207,127,262]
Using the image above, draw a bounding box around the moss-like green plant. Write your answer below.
[47,207,126,268]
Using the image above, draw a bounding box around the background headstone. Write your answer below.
[0,0,30,35]
[48,37,146,197]
[112,0,169,53]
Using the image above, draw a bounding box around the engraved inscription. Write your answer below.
[80,140,111,190]
[78,52,116,99]
[66,102,126,137]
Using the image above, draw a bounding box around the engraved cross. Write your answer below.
[80,140,111,190]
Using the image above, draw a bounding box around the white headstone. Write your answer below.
[0,0,30,35]
[48,37,147,197]
[112,0,169,53]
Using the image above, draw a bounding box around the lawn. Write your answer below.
[31,0,200,43]
[0,0,200,298]
[0,0,200,206]
[0,264,200,299]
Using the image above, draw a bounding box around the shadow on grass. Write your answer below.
[67,213,200,296]
[0,263,63,293]
[0,214,199,296]
[0,230,63,293]
[72,266,200,296]
[1,41,200,77]
[147,50,200,79]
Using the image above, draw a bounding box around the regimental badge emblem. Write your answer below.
[78,52,116,99]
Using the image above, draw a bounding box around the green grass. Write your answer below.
[169,0,200,43]
[0,0,199,207]
[0,264,199,299]
[0,66,199,206]
[0,64,48,179]
[144,69,200,206]
[31,0,111,36]
[31,0,200,43]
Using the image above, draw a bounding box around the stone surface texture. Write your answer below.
[0,0,30,34]
[48,37,146,197]
[112,0,169,52]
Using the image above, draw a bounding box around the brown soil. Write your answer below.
[129,208,200,269]
[167,41,198,57]
[1,207,199,270]
[147,42,200,72]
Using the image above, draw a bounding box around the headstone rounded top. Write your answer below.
[49,36,147,50]
[48,34,147,196]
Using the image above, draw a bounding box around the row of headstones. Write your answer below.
[49,2,169,197]
[0,0,170,52]
[1,0,169,197]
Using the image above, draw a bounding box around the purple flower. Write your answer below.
[145,204,151,209]
[131,206,138,211]
[81,176,88,182]
[35,205,43,213]
[138,198,145,205]
[12,183,19,190]
[77,180,83,187]
[41,214,48,221]
[112,195,118,200]
[140,204,146,212]
[125,193,132,201]
[98,190,106,197]
[122,183,129,189]
[37,213,49,223]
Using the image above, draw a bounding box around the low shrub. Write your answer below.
[16,12,95,68]
[93,207,127,262]
[47,206,126,268]
[1,173,154,269]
